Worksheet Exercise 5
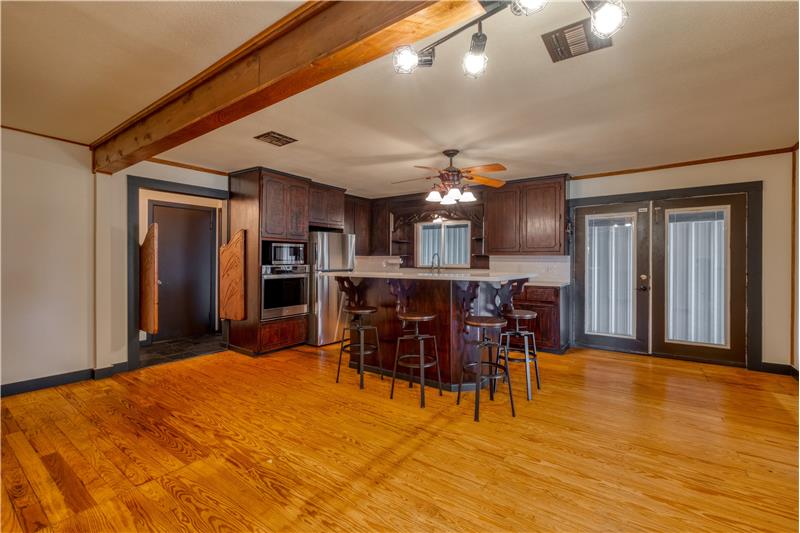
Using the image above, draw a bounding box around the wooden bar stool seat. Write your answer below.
[391,310,442,408]
[344,305,378,315]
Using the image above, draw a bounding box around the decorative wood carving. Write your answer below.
[335,276,367,307]
[492,278,528,315]
[453,281,480,334]
[220,229,246,321]
[139,223,159,334]
[386,279,418,313]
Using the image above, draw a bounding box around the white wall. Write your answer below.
[1,129,94,384]
[1,129,228,383]
[569,153,793,365]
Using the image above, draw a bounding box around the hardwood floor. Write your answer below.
[2,346,797,532]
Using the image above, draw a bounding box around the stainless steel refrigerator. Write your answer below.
[308,232,355,346]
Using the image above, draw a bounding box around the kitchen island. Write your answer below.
[323,270,534,390]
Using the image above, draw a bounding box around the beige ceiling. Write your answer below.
[1,1,300,144]
[161,1,798,198]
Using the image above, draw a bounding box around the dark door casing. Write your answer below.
[150,202,216,341]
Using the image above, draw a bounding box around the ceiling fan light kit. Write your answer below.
[407,149,505,205]
[392,0,628,76]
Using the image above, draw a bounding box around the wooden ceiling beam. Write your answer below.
[92,1,484,174]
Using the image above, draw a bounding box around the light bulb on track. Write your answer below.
[585,0,628,38]
[511,0,548,16]
[392,45,419,74]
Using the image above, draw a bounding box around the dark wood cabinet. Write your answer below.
[260,171,309,241]
[370,198,390,255]
[520,178,564,254]
[485,188,520,253]
[345,195,371,256]
[259,315,307,353]
[508,285,569,353]
[309,183,345,229]
[485,174,568,255]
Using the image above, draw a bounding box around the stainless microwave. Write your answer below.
[266,242,305,265]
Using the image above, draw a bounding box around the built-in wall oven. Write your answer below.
[261,264,309,320]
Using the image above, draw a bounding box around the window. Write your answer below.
[415,219,471,268]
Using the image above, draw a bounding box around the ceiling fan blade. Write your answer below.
[391,176,436,184]
[414,165,443,173]
[465,175,505,188]
[460,163,507,174]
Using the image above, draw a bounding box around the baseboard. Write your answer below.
[92,361,129,380]
[1,369,93,397]
[753,362,795,375]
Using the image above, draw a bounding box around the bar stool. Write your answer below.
[457,315,515,422]
[498,309,541,401]
[390,311,442,408]
[336,305,383,389]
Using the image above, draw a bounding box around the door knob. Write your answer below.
[157,279,163,286]
[637,284,649,292]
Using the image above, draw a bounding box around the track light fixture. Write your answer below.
[510,0,548,16]
[391,0,628,78]
[462,22,488,78]
[583,0,628,38]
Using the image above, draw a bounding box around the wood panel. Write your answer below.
[369,199,390,255]
[260,176,287,239]
[92,1,485,173]
[1,347,796,532]
[345,195,371,255]
[138,223,158,334]
[520,178,564,254]
[258,316,308,353]
[286,181,309,240]
[219,229,246,321]
[485,188,520,253]
[309,184,345,228]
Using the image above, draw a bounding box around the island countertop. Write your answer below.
[321,270,537,283]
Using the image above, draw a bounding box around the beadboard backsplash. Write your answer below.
[489,255,570,282]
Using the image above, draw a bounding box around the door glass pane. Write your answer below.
[443,223,469,266]
[585,215,635,337]
[666,208,728,346]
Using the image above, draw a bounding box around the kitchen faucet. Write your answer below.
[430,252,442,274]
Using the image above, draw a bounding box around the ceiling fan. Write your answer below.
[393,149,507,205]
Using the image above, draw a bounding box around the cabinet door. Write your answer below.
[344,196,356,234]
[370,199,390,255]
[325,189,345,227]
[354,199,371,256]
[286,182,309,240]
[520,178,565,254]
[485,188,520,253]
[308,186,327,226]
[261,176,287,239]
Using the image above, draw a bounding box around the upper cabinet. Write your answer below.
[260,171,309,241]
[309,183,345,229]
[344,195,371,256]
[485,174,568,255]
[370,198,391,256]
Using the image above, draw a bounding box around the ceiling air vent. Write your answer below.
[541,18,612,63]
[254,131,297,147]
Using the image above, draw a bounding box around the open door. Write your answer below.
[220,229,246,321]
[139,223,159,334]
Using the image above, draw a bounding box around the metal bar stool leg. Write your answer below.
[457,365,464,405]
[372,326,384,380]
[336,322,348,383]
[433,336,443,396]
[532,333,541,390]
[474,362,481,422]
[418,337,426,408]
[523,334,532,401]
[506,362,516,417]
[390,337,401,399]
[358,327,365,390]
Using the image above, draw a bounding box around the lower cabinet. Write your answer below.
[259,316,308,353]
[509,285,569,353]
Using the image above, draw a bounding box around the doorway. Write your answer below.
[571,183,760,368]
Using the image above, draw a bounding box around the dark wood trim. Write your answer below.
[1,124,90,148]
[92,362,129,380]
[792,366,799,380]
[754,362,796,376]
[1,369,93,397]
[128,176,229,371]
[568,181,764,371]
[92,1,484,173]
[148,158,227,176]
[229,166,312,183]
[572,146,796,180]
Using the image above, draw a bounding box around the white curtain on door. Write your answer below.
[666,209,727,346]
[585,215,635,337]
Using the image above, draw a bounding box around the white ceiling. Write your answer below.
[1,1,300,144]
[160,1,798,198]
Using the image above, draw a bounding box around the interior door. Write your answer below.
[651,194,747,365]
[151,203,215,340]
[574,202,650,353]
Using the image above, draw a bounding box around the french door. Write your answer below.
[574,193,748,365]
